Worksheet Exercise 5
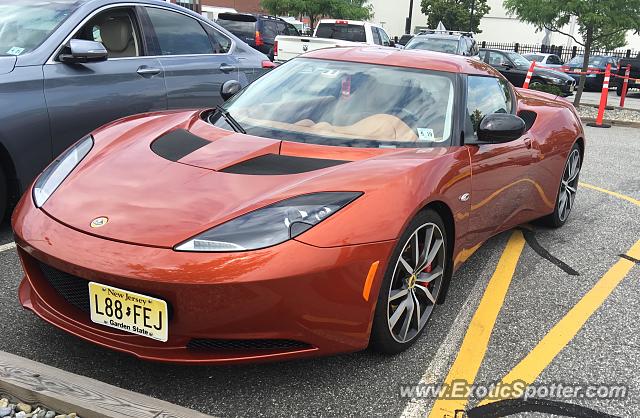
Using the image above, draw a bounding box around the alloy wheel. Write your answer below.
[558,149,580,222]
[387,222,446,343]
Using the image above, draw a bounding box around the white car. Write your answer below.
[522,53,565,69]
[274,19,394,63]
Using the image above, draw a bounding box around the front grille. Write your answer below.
[38,262,91,312]
[187,339,313,351]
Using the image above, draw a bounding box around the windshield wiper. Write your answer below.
[215,106,246,134]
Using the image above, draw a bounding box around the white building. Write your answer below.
[368,0,640,50]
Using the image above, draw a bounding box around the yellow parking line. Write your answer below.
[580,182,640,207]
[478,238,640,406]
[428,231,525,417]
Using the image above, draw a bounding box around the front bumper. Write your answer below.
[13,201,395,364]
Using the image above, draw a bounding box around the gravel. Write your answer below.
[577,104,640,123]
[0,398,78,418]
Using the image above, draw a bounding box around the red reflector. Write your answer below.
[262,60,276,68]
[274,40,278,57]
[255,31,264,46]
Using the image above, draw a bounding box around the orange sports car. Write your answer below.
[13,47,584,364]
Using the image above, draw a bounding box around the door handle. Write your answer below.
[137,66,161,77]
[220,63,237,73]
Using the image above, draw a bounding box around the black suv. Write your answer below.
[216,13,300,60]
[404,30,479,57]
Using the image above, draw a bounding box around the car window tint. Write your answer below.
[315,23,366,42]
[285,23,300,36]
[276,21,287,35]
[204,24,232,53]
[262,20,278,39]
[73,7,141,58]
[467,76,512,135]
[371,27,382,45]
[549,55,561,64]
[146,7,213,55]
[487,51,509,66]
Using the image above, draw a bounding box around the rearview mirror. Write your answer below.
[59,39,108,64]
[220,80,242,101]
[476,113,526,143]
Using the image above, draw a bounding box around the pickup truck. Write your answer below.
[274,19,394,63]
[615,56,640,96]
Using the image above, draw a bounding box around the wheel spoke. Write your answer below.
[415,283,437,304]
[399,256,414,274]
[418,226,434,268]
[413,233,420,267]
[566,184,576,194]
[425,238,444,267]
[399,295,415,341]
[389,298,409,328]
[417,266,443,284]
[389,288,409,302]
[412,290,422,330]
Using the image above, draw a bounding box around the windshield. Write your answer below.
[211,58,456,148]
[568,56,608,67]
[523,54,544,62]
[405,37,459,54]
[315,23,366,42]
[0,0,78,56]
[504,52,531,68]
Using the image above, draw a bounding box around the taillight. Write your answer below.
[262,60,276,69]
[274,40,278,57]
[336,20,348,25]
[255,31,264,46]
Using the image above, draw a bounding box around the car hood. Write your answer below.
[0,56,16,75]
[42,110,449,248]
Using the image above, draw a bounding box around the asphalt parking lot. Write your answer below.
[580,89,640,110]
[0,124,638,418]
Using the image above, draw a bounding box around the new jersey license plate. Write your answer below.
[89,282,168,342]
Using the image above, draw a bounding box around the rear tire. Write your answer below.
[0,166,6,222]
[539,143,581,228]
[369,209,450,354]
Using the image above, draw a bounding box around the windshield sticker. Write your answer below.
[417,128,435,142]
[6,47,25,56]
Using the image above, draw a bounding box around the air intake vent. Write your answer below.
[187,339,313,351]
[221,154,348,175]
[151,129,210,162]
[518,110,537,132]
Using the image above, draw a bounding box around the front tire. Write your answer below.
[540,144,581,228]
[369,209,450,354]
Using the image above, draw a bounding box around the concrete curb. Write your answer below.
[580,117,640,128]
[0,351,214,418]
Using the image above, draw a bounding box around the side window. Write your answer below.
[379,28,391,46]
[286,23,300,36]
[478,49,487,62]
[146,7,213,55]
[371,27,382,45]
[262,20,278,40]
[467,76,513,136]
[72,7,141,58]
[276,21,287,35]
[487,51,509,66]
[549,55,560,65]
[470,40,478,56]
[204,25,232,53]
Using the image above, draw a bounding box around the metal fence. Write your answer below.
[480,41,640,63]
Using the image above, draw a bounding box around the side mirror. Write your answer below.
[59,39,108,64]
[476,113,526,143]
[220,80,242,101]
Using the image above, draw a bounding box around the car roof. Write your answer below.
[303,46,501,76]
[414,33,462,40]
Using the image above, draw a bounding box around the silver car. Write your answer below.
[0,0,270,219]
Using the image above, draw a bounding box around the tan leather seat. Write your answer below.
[99,18,136,58]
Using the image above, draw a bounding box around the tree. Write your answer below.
[261,0,373,29]
[421,0,490,33]
[503,0,640,106]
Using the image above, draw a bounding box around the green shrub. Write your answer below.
[529,83,564,96]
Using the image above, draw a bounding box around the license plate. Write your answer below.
[89,282,168,342]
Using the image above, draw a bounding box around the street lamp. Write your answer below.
[405,0,414,34]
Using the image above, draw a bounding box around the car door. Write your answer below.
[465,75,536,245]
[43,5,167,156]
[142,5,245,109]
[485,50,525,86]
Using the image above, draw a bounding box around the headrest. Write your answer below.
[100,18,132,53]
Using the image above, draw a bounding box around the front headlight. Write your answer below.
[33,136,93,208]
[543,76,564,84]
[175,192,362,252]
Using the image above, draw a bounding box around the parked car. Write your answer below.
[13,46,585,364]
[274,19,393,63]
[216,13,300,60]
[615,56,640,96]
[0,0,271,221]
[562,55,618,91]
[395,34,414,48]
[480,49,576,96]
[522,53,564,69]
[404,30,479,58]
